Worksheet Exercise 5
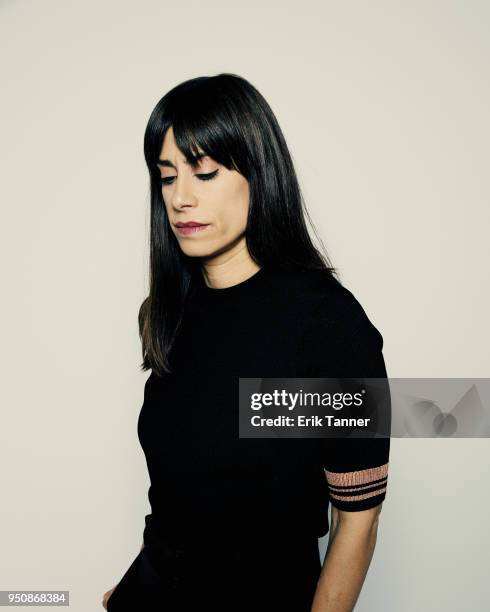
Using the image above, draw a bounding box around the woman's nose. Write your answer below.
[171,174,197,209]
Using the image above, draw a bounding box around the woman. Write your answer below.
[103,73,390,612]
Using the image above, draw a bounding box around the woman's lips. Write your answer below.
[175,224,210,236]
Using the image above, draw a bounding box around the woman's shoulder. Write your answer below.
[288,270,386,377]
[287,268,384,346]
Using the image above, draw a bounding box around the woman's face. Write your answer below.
[158,126,250,261]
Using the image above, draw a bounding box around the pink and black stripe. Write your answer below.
[324,463,389,504]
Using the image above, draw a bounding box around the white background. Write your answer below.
[1,0,489,610]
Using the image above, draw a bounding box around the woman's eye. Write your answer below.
[160,169,219,187]
[196,169,219,181]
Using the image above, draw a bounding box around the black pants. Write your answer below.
[107,533,322,612]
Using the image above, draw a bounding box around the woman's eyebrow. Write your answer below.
[157,153,208,169]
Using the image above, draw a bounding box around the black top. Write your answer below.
[137,265,390,564]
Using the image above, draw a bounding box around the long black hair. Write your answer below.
[139,73,338,376]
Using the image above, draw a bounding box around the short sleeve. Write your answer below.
[324,437,390,511]
[297,288,391,512]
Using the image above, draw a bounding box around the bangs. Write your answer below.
[171,109,241,172]
[145,76,246,175]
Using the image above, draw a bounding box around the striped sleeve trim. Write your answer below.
[324,463,389,504]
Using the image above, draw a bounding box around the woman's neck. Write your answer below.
[200,243,261,289]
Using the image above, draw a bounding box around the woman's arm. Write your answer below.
[295,287,391,610]
[310,504,383,612]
